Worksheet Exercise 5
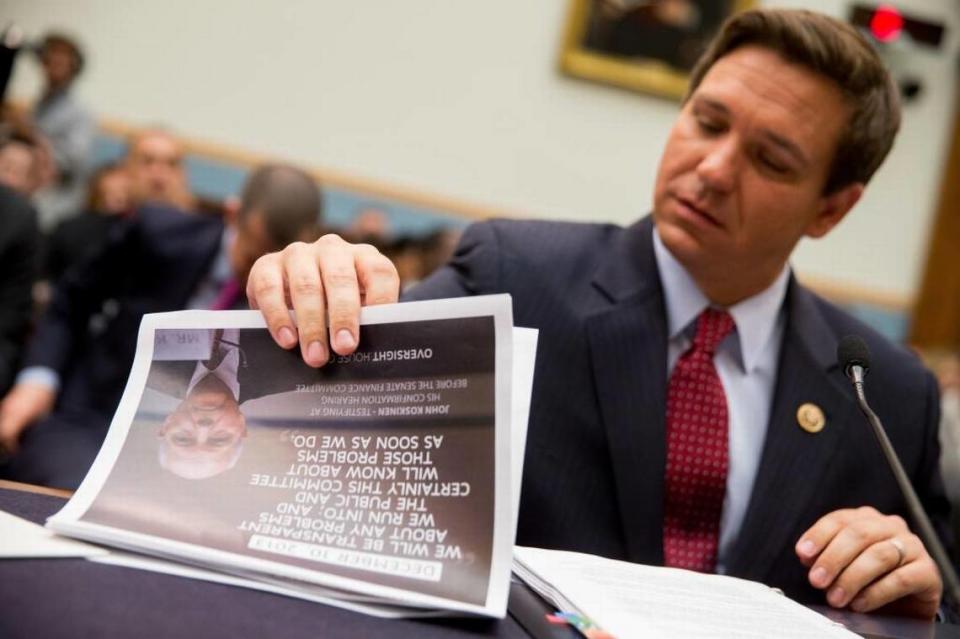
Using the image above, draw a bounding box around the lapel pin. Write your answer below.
[797,403,826,433]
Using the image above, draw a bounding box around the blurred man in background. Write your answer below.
[0,182,39,398]
[0,132,42,197]
[44,162,131,283]
[4,33,95,229]
[125,128,196,212]
[31,129,192,310]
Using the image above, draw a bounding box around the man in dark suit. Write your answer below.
[245,9,946,619]
[43,162,131,283]
[0,163,322,489]
[0,184,39,396]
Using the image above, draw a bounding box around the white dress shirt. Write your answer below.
[652,229,790,573]
[188,328,241,402]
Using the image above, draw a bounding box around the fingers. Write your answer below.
[801,508,901,589]
[849,555,941,616]
[795,507,943,619]
[315,236,362,357]
[247,252,298,350]
[245,233,401,368]
[286,242,332,366]
[355,244,400,307]
[796,508,861,567]
[822,534,919,608]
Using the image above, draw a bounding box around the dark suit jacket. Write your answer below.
[25,205,225,417]
[404,216,949,604]
[0,185,40,394]
[44,210,126,281]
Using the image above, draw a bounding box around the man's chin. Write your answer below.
[187,393,228,411]
[657,219,708,260]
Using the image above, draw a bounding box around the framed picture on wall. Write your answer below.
[559,0,755,99]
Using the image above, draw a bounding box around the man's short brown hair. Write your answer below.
[38,32,85,76]
[239,164,322,246]
[687,9,900,194]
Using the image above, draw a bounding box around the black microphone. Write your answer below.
[838,335,960,611]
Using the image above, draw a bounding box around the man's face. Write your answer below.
[41,43,76,89]
[653,46,858,299]
[0,142,39,195]
[158,374,246,479]
[94,168,131,214]
[229,212,279,287]
[126,133,188,208]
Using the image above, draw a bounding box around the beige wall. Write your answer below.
[6,0,958,301]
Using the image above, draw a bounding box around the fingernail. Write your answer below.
[278,326,296,348]
[810,566,828,587]
[850,597,867,612]
[335,329,355,352]
[828,587,846,607]
[307,341,326,366]
[797,539,816,557]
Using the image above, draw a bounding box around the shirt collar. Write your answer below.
[187,328,241,401]
[652,228,790,373]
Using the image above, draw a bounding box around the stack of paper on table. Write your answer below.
[41,295,537,619]
[513,546,859,638]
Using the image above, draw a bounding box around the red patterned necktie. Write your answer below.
[663,308,735,572]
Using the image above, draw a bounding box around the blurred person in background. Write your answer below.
[416,227,461,281]
[44,162,131,283]
[0,183,39,398]
[0,131,42,197]
[379,228,462,292]
[125,128,196,212]
[341,207,460,289]
[382,236,425,291]
[0,163,321,488]
[3,32,95,230]
[344,205,392,247]
[32,127,191,310]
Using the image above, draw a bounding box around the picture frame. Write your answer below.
[559,0,756,100]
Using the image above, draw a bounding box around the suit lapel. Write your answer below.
[725,280,857,580]
[587,218,669,564]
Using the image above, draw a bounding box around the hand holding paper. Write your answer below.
[246,234,400,367]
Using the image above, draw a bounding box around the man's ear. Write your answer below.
[805,182,864,239]
[223,196,241,227]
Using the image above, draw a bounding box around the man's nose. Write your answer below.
[696,138,739,195]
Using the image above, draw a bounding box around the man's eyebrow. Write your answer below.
[692,96,729,116]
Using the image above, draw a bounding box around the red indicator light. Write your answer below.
[870,5,904,43]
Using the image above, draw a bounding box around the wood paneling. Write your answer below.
[910,98,960,350]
